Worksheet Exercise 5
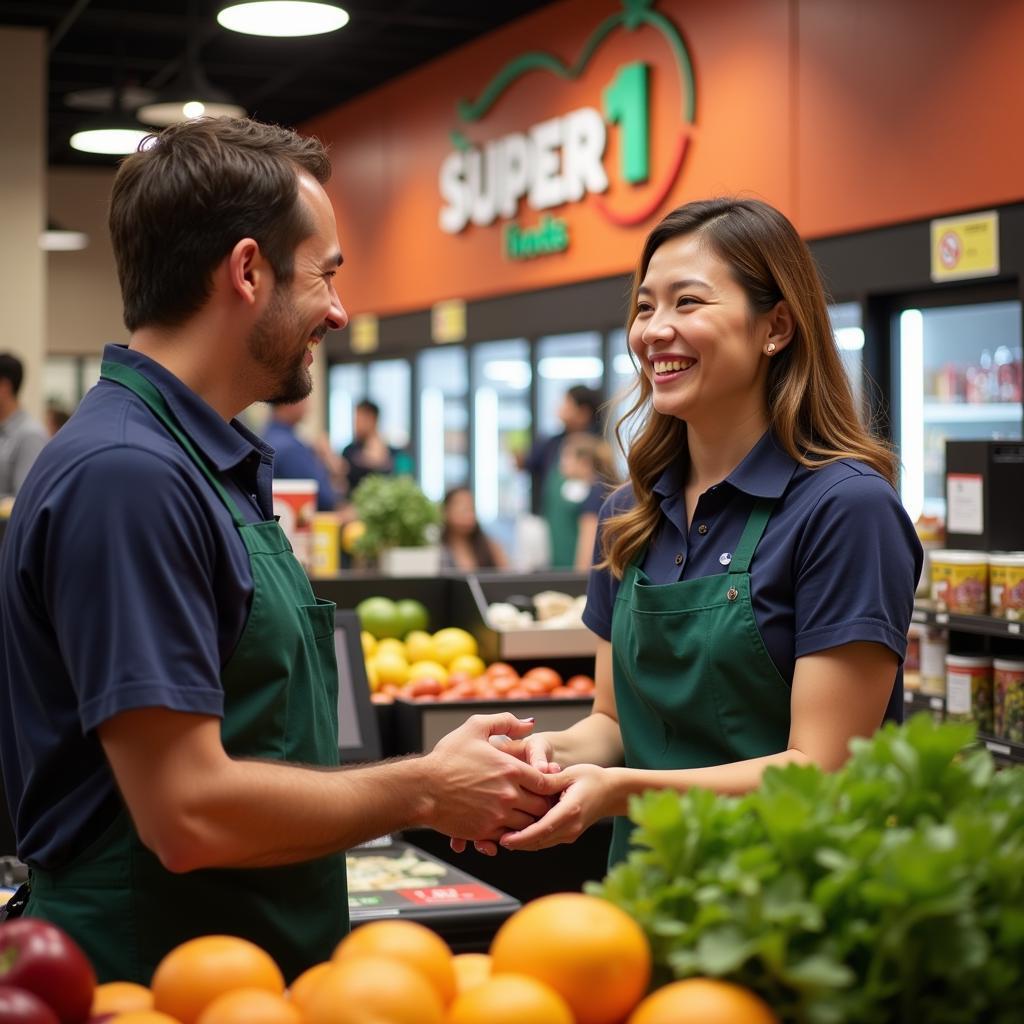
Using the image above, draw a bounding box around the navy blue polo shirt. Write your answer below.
[0,344,275,869]
[583,431,922,724]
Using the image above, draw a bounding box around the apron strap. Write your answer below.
[728,497,776,574]
[100,360,248,529]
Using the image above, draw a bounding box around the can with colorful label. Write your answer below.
[989,552,1024,621]
[945,654,993,734]
[994,657,1024,743]
[930,550,989,615]
[919,629,948,696]
[271,478,318,571]
[311,513,341,578]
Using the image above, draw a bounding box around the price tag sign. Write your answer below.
[397,884,501,906]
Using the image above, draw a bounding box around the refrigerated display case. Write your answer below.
[366,358,411,451]
[471,339,532,553]
[417,346,469,502]
[535,331,603,439]
[896,300,1023,521]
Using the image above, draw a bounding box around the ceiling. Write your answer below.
[0,0,554,166]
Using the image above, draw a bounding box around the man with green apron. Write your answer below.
[0,118,554,983]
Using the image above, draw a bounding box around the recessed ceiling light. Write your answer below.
[217,1,349,38]
[69,128,153,155]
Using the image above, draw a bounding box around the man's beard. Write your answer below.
[248,285,316,405]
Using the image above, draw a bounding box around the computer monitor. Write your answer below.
[334,609,383,764]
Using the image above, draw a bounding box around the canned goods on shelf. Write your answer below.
[945,653,994,733]
[989,552,1024,621]
[930,550,989,616]
[994,657,1024,743]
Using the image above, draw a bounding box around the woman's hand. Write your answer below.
[498,764,618,852]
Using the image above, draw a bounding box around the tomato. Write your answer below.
[523,677,551,696]
[523,667,562,692]
[0,920,96,1024]
[506,687,532,700]
[408,678,443,697]
[484,662,517,679]
[550,687,577,699]
[491,676,518,695]
[0,987,60,1024]
[566,675,595,693]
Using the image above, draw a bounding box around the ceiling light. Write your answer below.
[40,222,89,252]
[136,64,246,127]
[70,126,153,155]
[217,1,349,37]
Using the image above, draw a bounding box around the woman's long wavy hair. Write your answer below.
[600,197,897,579]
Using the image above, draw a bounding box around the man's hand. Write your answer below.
[498,764,615,852]
[420,714,558,847]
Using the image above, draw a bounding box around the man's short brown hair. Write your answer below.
[109,117,331,332]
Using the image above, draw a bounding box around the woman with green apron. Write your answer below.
[494,198,921,861]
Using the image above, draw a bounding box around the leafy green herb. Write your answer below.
[590,717,1024,1023]
[350,474,439,558]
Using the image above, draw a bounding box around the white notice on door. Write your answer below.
[946,473,984,535]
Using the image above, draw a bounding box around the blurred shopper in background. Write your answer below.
[441,485,509,571]
[341,398,410,492]
[0,353,48,499]
[469,197,921,864]
[521,383,603,568]
[44,403,71,437]
[263,396,344,510]
[558,433,616,572]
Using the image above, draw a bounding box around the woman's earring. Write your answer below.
[766,343,777,355]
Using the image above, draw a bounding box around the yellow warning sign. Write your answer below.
[931,211,999,282]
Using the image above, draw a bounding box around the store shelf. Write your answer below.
[904,689,945,718]
[912,600,1024,639]
[976,734,1024,765]
[922,402,1021,423]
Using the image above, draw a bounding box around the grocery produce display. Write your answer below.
[356,595,595,703]
[7,897,777,1024]
[485,590,587,631]
[595,716,1024,1024]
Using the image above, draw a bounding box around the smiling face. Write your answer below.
[249,172,347,404]
[628,232,776,430]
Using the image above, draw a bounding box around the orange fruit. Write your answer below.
[490,893,651,1024]
[287,961,333,1010]
[114,1014,183,1024]
[92,981,154,1014]
[196,988,302,1024]
[448,973,574,1024]
[453,952,492,994]
[627,978,779,1024]
[151,935,285,1024]
[304,956,444,1024]
[332,919,455,1005]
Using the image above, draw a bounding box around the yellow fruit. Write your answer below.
[627,979,779,1024]
[453,953,492,994]
[364,660,380,691]
[448,973,574,1024]
[341,520,365,554]
[92,982,154,1014]
[305,956,444,1024]
[448,654,486,678]
[333,919,456,1006]
[406,660,449,685]
[490,893,651,1024]
[404,630,435,663]
[373,650,409,687]
[376,637,406,658]
[430,628,478,667]
[360,631,377,658]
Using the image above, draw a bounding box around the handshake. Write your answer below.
[417,713,608,855]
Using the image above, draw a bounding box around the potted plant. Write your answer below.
[350,474,441,576]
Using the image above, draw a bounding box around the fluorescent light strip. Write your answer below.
[474,387,499,524]
[899,309,925,522]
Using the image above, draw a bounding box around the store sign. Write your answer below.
[438,0,696,260]
[930,210,1000,282]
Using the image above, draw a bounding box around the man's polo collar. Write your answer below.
[102,344,271,471]
[651,429,798,499]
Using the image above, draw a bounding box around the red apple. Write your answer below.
[0,986,60,1024]
[0,920,95,1023]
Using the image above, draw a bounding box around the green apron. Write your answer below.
[608,497,791,865]
[25,361,348,984]
[543,466,582,570]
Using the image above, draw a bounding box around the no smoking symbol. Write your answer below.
[939,230,961,269]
